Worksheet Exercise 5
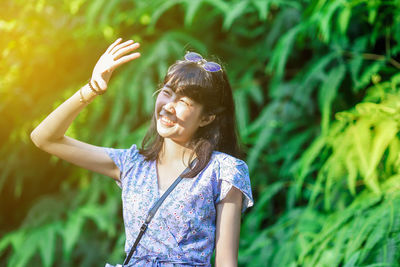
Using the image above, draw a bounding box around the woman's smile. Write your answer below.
[160,115,176,127]
[159,107,178,127]
[155,85,205,144]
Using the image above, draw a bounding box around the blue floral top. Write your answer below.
[103,144,254,267]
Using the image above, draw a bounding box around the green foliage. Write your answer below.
[2,0,400,266]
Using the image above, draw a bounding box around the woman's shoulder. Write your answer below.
[211,150,248,169]
[211,151,254,213]
[102,143,147,168]
[125,143,141,159]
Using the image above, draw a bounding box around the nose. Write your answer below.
[163,101,176,114]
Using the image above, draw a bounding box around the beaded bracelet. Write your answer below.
[79,87,89,104]
[88,79,106,95]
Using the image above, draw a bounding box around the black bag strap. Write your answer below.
[123,158,198,266]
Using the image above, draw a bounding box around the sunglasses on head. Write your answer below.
[184,52,222,72]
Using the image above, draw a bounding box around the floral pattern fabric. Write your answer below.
[103,144,254,267]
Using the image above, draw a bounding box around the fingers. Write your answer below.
[105,38,122,54]
[113,42,140,60]
[113,52,141,69]
[110,39,135,55]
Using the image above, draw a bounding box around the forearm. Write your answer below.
[215,253,237,267]
[31,83,98,146]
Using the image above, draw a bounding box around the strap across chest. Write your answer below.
[122,158,198,266]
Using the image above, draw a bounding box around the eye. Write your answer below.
[180,99,189,105]
[179,97,192,106]
[161,88,172,95]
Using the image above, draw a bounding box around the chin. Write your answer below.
[156,120,171,138]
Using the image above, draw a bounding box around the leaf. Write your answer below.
[37,223,59,267]
[266,24,305,80]
[359,211,389,262]
[296,52,336,97]
[86,0,107,28]
[367,120,398,175]
[343,251,360,267]
[149,0,183,30]
[61,212,85,260]
[338,4,351,34]
[295,135,326,197]
[8,230,25,252]
[279,128,315,176]
[251,0,269,21]
[319,0,343,42]
[0,232,16,254]
[247,123,275,172]
[203,0,229,13]
[345,151,358,195]
[245,104,273,135]
[318,64,346,133]
[354,61,383,91]
[7,229,41,267]
[234,89,249,138]
[300,191,382,262]
[99,0,120,25]
[184,0,203,26]
[344,209,381,261]
[351,120,370,179]
[109,88,126,129]
[222,0,249,30]
[80,204,110,232]
[244,181,286,230]
[368,5,377,24]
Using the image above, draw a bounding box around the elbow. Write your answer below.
[30,130,64,150]
[30,130,42,148]
[30,130,50,149]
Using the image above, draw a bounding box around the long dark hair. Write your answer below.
[139,58,242,178]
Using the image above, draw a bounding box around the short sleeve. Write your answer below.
[102,143,139,189]
[215,155,254,213]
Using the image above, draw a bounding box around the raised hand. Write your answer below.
[91,38,140,92]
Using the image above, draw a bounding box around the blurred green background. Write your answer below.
[2,0,400,266]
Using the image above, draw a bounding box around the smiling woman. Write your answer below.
[154,85,209,146]
[30,38,254,267]
[140,58,239,179]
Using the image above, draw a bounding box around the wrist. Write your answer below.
[79,84,98,104]
[88,79,106,95]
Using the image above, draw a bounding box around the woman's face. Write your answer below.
[155,84,210,145]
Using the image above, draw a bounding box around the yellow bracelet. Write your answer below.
[79,87,89,104]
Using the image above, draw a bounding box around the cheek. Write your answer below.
[155,96,166,116]
[175,105,192,119]
[177,107,202,127]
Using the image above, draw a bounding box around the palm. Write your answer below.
[91,38,140,91]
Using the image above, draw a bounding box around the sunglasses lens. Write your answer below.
[185,52,203,62]
[203,62,221,72]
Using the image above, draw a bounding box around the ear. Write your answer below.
[199,114,216,127]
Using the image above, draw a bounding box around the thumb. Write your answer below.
[93,75,108,91]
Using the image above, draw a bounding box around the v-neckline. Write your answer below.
[153,159,162,198]
[153,157,197,199]
[154,158,178,198]
[154,159,174,198]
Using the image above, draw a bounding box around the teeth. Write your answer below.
[161,116,174,124]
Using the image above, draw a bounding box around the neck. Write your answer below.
[158,138,196,165]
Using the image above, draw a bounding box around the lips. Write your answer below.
[160,115,176,126]
[159,110,177,126]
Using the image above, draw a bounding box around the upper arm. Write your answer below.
[215,186,243,267]
[31,135,120,181]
